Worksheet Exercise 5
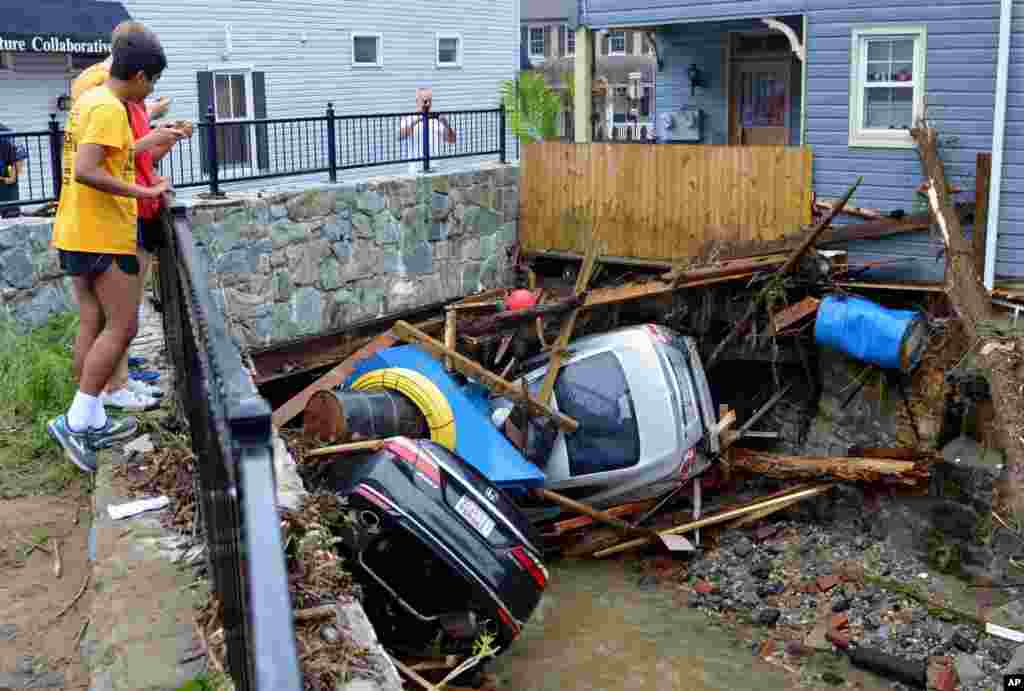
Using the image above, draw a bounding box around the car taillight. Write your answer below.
[354,484,399,515]
[509,545,548,590]
[645,323,669,343]
[497,606,521,638]
[386,438,442,487]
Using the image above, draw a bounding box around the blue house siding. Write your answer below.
[996,25,1024,278]
[806,2,999,282]
[581,0,1024,280]
[653,18,802,145]
[582,0,808,28]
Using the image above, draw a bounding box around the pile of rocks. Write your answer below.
[677,517,1024,691]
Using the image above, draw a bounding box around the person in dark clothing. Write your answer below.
[0,124,28,218]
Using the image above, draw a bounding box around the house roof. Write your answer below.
[521,0,575,23]
[0,0,130,46]
[538,55,656,88]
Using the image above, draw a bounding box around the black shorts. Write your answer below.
[137,216,166,254]
[58,250,140,277]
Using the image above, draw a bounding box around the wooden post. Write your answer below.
[574,27,593,143]
[975,152,991,279]
[444,309,456,372]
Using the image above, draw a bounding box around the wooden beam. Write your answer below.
[537,236,602,405]
[593,483,835,558]
[392,320,579,433]
[728,448,929,484]
[271,331,398,429]
[974,152,991,279]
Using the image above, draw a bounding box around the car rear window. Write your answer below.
[556,352,641,476]
[662,343,698,425]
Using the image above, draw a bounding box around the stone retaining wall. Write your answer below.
[0,162,520,350]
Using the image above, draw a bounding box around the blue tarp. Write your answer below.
[814,294,924,372]
[345,345,546,494]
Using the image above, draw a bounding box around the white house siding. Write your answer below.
[2,0,518,207]
[123,0,519,186]
[0,53,75,203]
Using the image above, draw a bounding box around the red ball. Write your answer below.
[505,289,538,311]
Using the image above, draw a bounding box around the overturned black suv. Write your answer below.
[314,437,548,657]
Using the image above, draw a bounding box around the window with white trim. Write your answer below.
[849,25,926,148]
[609,30,626,56]
[352,32,383,67]
[212,71,252,166]
[529,26,545,59]
[565,24,575,57]
[436,33,461,67]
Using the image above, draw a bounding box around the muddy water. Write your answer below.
[492,558,800,691]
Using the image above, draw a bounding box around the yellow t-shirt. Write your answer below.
[52,85,137,254]
[70,61,110,103]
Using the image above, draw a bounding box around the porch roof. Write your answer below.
[579,0,808,29]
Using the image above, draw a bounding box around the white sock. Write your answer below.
[68,391,100,432]
[90,398,108,430]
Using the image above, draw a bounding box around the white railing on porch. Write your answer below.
[610,122,654,141]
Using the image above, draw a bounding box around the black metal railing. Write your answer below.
[157,207,302,691]
[165,104,508,196]
[1,105,512,210]
[0,115,63,212]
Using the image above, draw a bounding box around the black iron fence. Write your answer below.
[0,105,513,210]
[157,207,302,691]
[0,116,63,213]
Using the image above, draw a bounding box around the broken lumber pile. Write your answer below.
[727,448,931,486]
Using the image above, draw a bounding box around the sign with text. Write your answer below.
[0,34,111,55]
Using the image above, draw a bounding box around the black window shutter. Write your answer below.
[197,71,213,174]
[558,25,565,58]
[601,33,608,55]
[253,71,269,171]
[544,25,552,58]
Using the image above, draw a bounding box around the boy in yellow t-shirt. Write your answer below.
[48,30,185,473]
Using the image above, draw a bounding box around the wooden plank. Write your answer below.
[391,320,579,433]
[593,483,835,558]
[306,438,391,460]
[771,296,821,333]
[547,499,656,535]
[444,309,456,372]
[975,152,991,278]
[271,331,398,429]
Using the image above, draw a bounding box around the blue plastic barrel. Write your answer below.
[814,294,927,373]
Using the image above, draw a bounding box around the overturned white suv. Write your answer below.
[494,324,720,510]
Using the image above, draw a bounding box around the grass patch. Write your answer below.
[0,312,81,497]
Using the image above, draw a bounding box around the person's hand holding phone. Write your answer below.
[149,96,171,120]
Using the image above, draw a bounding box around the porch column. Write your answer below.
[574,27,593,143]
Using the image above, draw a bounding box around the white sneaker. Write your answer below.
[100,388,159,412]
[127,378,163,398]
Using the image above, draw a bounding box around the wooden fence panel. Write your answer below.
[519,143,813,262]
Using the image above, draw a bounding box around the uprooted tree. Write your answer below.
[911,117,1024,499]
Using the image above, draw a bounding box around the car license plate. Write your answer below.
[455,494,495,540]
